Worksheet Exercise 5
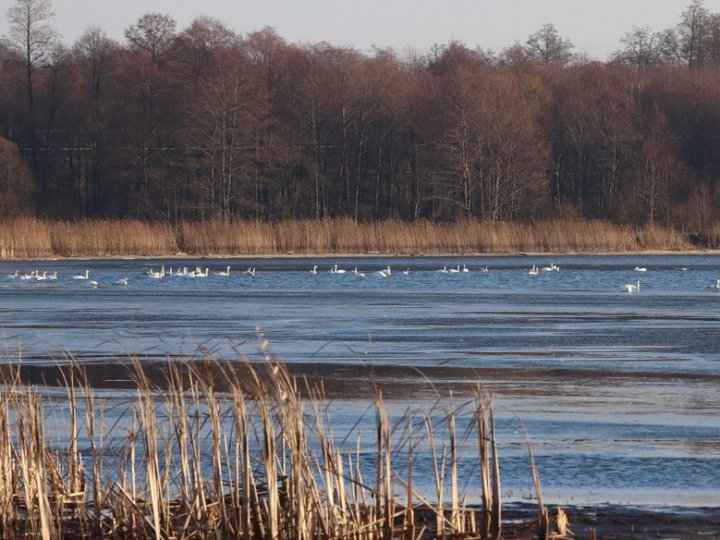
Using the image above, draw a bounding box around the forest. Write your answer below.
[2,0,720,234]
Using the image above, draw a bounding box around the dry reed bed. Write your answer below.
[0,218,690,258]
[0,352,570,540]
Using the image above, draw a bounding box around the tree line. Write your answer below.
[1,0,720,231]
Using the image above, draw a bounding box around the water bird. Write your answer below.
[147,267,164,279]
[448,264,460,273]
[48,272,57,280]
[479,266,489,272]
[353,267,365,277]
[72,270,90,280]
[215,265,231,276]
[310,265,318,275]
[377,265,392,277]
[625,279,641,293]
[329,264,345,274]
[246,267,256,276]
[462,264,470,273]
[88,280,99,288]
[35,271,47,281]
[715,279,720,291]
[543,263,560,271]
[402,268,411,275]
[528,265,539,276]
[438,265,449,273]
[634,266,647,272]
[116,277,129,286]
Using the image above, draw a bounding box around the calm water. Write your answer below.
[1,254,719,508]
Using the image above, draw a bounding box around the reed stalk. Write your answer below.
[0,217,698,258]
[0,353,566,539]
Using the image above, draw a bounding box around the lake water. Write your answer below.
[1,254,719,509]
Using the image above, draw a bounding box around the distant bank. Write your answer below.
[0,218,708,259]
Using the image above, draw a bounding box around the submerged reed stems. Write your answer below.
[0,217,693,259]
[0,353,571,539]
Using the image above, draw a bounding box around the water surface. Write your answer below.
[1,254,719,507]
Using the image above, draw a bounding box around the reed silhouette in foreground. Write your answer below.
[0,350,571,539]
[0,217,693,259]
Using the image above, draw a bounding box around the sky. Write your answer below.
[3,0,720,59]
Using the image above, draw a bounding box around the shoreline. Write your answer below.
[3,248,720,262]
[504,502,720,539]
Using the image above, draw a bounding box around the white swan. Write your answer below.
[543,263,560,271]
[438,265,449,273]
[448,264,460,273]
[330,264,345,274]
[246,267,256,276]
[88,280,99,288]
[353,267,365,277]
[147,267,164,279]
[310,265,318,275]
[461,264,469,273]
[35,271,47,281]
[479,266,489,273]
[215,265,231,276]
[73,270,90,280]
[634,266,647,272]
[625,279,641,293]
[714,279,720,291]
[377,265,392,277]
[116,277,129,286]
[528,265,539,276]
[402,268,411,275]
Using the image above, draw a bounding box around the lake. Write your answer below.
[1,254,719,509]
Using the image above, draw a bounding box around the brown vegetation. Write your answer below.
[3,1,720,232]
[0,354,570,539]
[0,218,692,259]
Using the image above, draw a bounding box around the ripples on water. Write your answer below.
[1,254,719,507]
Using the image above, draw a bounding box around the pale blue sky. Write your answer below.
[3,0,720,59]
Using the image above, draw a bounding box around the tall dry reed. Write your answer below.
[0,351,571,539]
[0,218,694,259]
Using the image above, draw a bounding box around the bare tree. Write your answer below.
[123,13,178,217]
[618,26,661,69]
[525,23,574,64]
[176,16,236,77]
[677,0,710,67]
[190,50,263,221]
[5,0,57,200]
[124,12,176,63]
[636,107,684,224]
[0,136,35,215]
[73,26,117,214]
